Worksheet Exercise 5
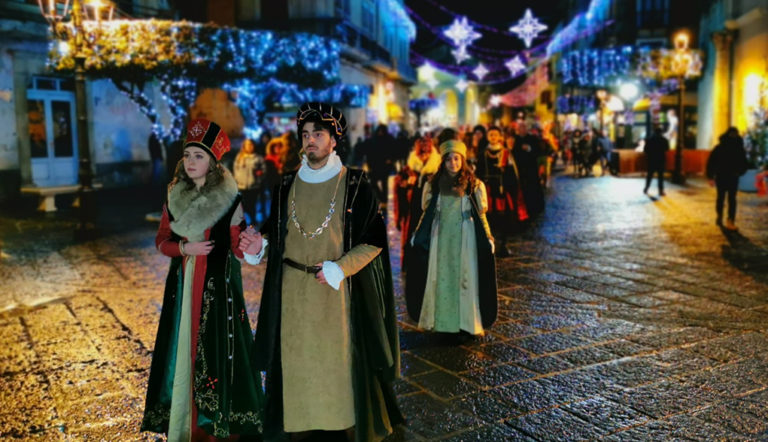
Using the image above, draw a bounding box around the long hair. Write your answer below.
[430,153,475,195]
[169,155,225,193]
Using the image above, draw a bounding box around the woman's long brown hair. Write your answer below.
[169,154,225,193]
[430,153,475,195]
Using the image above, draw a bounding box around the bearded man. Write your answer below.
[240,102,403,442]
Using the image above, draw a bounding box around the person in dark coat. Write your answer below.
[643,126,670,196]
[362,124,396,209]
[513,123,545,216]
[706,127,749,230]
[239,103,403,442]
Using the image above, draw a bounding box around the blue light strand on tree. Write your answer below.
[559,46,634,87]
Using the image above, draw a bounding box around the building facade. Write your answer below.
[697,0,768,153]
[0,0,416,201]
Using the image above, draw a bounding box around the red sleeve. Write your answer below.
[230,220,246,259]
[156,205,183,257]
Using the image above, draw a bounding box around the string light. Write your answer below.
[509,9,548,48]
[472,63,489,81]
[443,16,481,49]
[451,45,471,64]
[505,56,526,77]
[49,19,368,144]
[455,78,468,92]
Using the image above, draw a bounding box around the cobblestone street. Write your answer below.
[2,173,768,440]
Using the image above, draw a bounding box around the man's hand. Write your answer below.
[314,262,328,285]
[185,240,214,256]
[239,227,263,255]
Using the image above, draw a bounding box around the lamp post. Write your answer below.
[596,89,607,134]
[670,31,697,184]
[39,0,112,239]
[618,81,639,148]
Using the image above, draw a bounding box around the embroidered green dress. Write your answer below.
[141,170,265,439]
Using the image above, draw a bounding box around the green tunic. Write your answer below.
[434,194,463,331]
[281,167,381,432]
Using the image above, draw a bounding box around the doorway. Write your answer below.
[27,77,78,187]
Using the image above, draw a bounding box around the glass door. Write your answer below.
[27,88,78,187]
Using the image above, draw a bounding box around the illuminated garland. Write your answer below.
[636,47,703,82]
[224,79,369,138]
[559,46,634,86]
[46,19,366,143]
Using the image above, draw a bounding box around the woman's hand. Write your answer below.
[238,227,263,255]
[184,240,215,256]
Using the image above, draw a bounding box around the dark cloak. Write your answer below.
[404,180,498,329]
[255,168,404,441]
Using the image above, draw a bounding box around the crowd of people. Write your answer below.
[558,127,615,178]
[140,104,565,442]
[392,122,551,259]
[139,100,757,442]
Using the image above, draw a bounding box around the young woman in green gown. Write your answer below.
[406,139,498,336]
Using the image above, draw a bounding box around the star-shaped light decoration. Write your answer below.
[444,16,482,49]
[505,55,526,77]
[472,63,489,81]
[418,63,436,81]
[426,77,439,89]
[489,94,503,107]
[509,8,548,48]
[451,45,471,64]
[455,78,468,92]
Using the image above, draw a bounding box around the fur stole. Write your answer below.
[168,167,239,241]
[407,150,442,176]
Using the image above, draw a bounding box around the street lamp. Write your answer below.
[39,0,113,239]
[669,31,701,184]
[596,89,607,133]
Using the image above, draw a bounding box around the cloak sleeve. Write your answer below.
[473,181,493,241]
[336,244,382,277]
[421,181,433,211]
[156,205,183,257]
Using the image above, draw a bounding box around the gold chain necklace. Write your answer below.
[290,170,343,239]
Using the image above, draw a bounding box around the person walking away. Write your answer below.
[405,139,497,337]
[643,126,669,196]
[706,127,749,230]
[239,103,403,442]
[141,119,265,440]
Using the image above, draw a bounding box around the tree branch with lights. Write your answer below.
[47,19,367,144]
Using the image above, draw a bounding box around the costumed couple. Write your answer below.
[141,103,403,442]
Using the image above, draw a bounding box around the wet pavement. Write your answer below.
[1,172,768,440]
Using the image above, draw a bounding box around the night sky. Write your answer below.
[405,0,574,90]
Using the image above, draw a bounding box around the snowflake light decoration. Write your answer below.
[472,63,489,81]
[455,78,468,92]
[444,16,482,49]
[426,77,439,89]
[509,8,548,48]
[451,45,471,64]
[505,56,526,76]
[489,95,502,107]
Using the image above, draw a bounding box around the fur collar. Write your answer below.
[407,150,442,176]
[168,167,239,241]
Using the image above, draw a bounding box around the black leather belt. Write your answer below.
[283,258,322,275]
